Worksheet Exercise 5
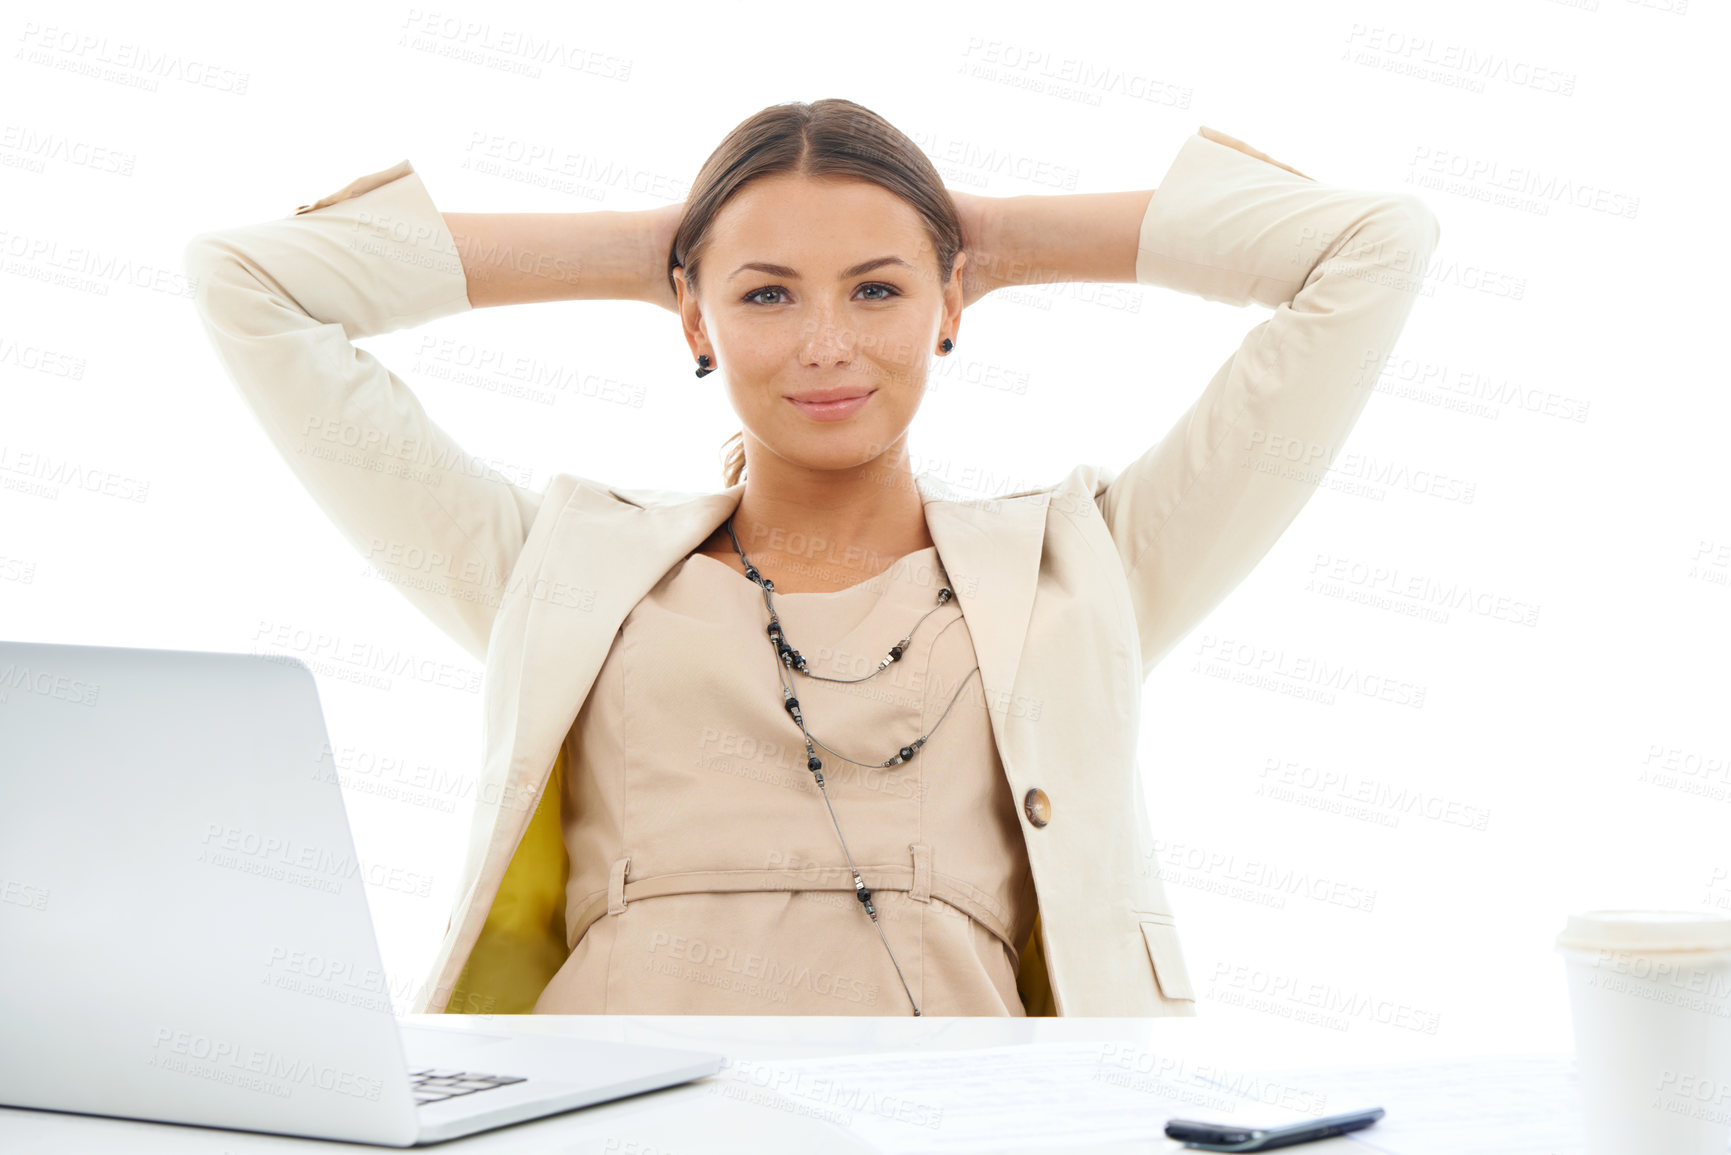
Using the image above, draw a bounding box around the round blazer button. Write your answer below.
[1023,788,1050,827]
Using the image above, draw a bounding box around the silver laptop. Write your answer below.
[0,639,724,1146]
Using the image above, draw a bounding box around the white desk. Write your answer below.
[0,1013,1579,1153]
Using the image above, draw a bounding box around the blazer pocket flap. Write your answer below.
[1139,919,1196,1002]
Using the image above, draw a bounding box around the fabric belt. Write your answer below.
[566,841,1014,957]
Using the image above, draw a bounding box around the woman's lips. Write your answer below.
[787,391,875,421]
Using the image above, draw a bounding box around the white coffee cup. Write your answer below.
[1555,910,1731,1155]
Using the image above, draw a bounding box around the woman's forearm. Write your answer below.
[441,204,681,311]
[968,131,1303,296]
[977,189,1156,292]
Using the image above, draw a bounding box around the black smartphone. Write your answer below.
[1165,1106,1385,1151]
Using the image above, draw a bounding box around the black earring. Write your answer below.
[939,338,954,354]
[695,354,714,378]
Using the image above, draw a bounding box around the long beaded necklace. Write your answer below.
[723,514,984,1017]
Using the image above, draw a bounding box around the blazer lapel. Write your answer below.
[477,472,1052,880]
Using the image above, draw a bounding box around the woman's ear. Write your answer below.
[945,248,968,334]
[673,266,709,363]
[671,265,691,312]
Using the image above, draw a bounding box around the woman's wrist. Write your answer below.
[948,189,1010,306]
[641,202,683,314]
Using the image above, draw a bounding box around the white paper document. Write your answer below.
[709,1039,1378,1153]
[1213,1053,1591,1154]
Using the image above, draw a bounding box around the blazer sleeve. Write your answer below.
[183,160,543,664]
[1096,125,1442,677]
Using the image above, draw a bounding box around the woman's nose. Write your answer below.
[795,313,857,365]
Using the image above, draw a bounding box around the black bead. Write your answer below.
[856,887,872,904]
[808,755,822,771]
[900,746,914,762]
[889,644,903,660]
[784,697,799,713]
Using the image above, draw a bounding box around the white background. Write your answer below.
[3,0,1726,1059]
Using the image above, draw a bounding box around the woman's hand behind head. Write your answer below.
[946,188,1002,311]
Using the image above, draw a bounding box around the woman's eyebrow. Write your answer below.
[728,255,914,281]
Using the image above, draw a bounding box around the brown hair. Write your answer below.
[668,99,963,487]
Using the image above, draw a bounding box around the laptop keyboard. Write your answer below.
[408,1067,528,1106]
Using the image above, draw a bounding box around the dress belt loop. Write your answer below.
[909,842,932,903]
[607,856,630,915]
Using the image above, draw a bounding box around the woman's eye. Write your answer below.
[742,283,900,305]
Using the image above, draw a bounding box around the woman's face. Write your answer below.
[675,172,963,478]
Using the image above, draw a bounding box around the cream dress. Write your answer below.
[531,545,1036,1015]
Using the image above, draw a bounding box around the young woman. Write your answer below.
[185,99,1439,1018]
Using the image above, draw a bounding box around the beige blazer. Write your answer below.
[184,125,1439,1017]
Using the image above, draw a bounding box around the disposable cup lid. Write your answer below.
[1555,910,1731,954]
